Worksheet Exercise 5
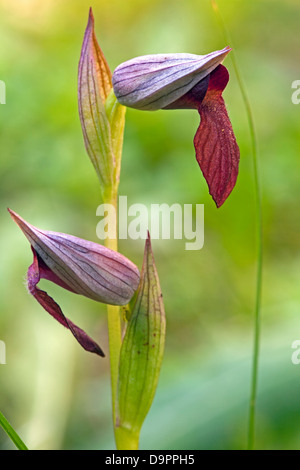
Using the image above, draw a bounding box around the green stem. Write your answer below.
[115,426,139,450]
[103,188,139,450]
[0,410,28,450]
[103,189,122,431]
[107,304,122,422]
[211,1,263,450]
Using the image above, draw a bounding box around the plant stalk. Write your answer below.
[115,426,139,450]
[211,0,263,450]
[103,189,121,425]
[103,188,139,450]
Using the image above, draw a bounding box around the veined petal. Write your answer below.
[194,65,240,207]
[9,209,140,306]
[112,47,230,110]
[28,248,105,357]
[163,74,210,110]
[112,45,239,206]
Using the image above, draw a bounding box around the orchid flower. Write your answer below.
[9,209,140,357]
[112,47,240,207]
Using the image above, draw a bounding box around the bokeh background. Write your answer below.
[1,0,300,450]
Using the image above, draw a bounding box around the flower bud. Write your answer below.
[9,209,140,356]
[112,46,230,111]
[112,47,240,208]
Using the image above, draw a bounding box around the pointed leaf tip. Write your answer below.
[78,10,126,198]
[117,235,166,435]
[88,6,94,23]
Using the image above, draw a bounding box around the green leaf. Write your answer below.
[105,89,126,188]
[116,233,166,444]
[78,9,126,201]
[0,410,28,450]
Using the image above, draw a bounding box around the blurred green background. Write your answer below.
[1,0,300,450]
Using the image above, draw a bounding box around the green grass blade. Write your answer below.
[211,0,263,450]
[0,410,28,450]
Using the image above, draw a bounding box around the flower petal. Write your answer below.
[28,248,105,357]
[163,74,209,110]
[8,209,140,306]
[112,47,231,111]
[194,64,240,207]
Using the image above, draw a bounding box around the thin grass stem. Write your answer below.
[0,410,28,450]
[211,0,263,450]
